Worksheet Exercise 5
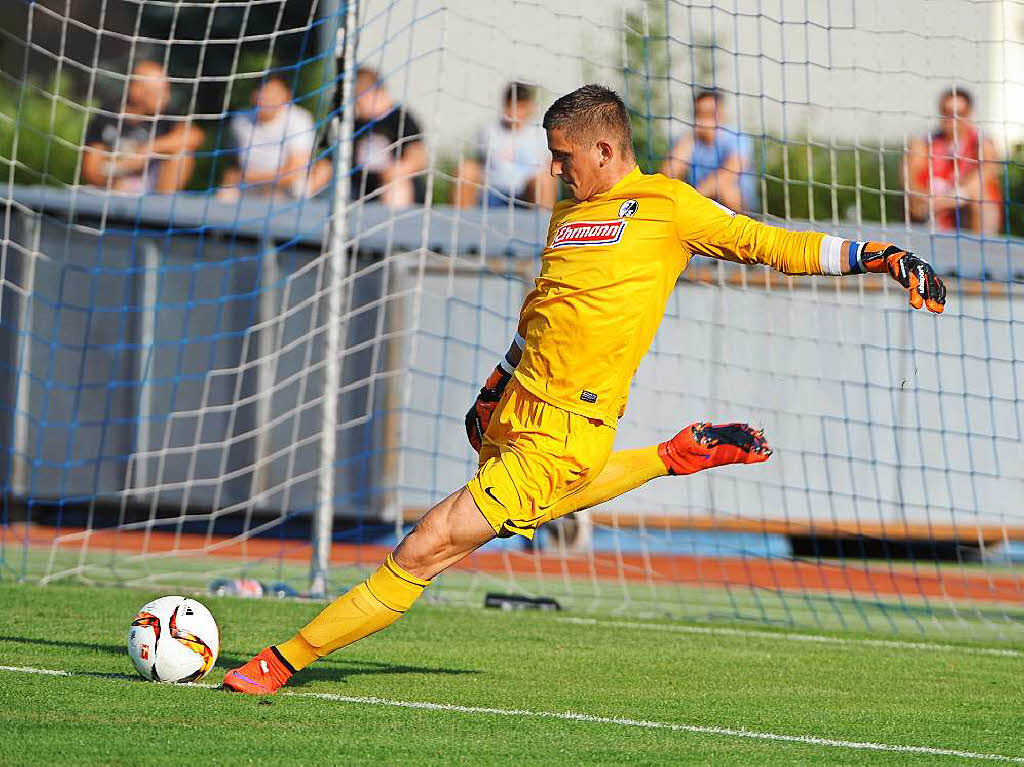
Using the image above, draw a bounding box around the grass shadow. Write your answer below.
[289,659,481,688]
[0,635,251,667]
[0,635,483,686]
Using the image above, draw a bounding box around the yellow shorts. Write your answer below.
[467,379,616,539]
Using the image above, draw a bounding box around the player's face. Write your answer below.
[547,126,602,202]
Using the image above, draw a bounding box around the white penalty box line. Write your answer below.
[1,665,1022,763]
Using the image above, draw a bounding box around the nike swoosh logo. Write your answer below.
[483,486,505,508]
[228,671,269,691]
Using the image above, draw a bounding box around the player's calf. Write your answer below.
[658,422,771,476]
[223,488,492,694]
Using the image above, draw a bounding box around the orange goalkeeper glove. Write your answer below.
[464,365,512,452]
[852,242,947,314]
[658,422,772,476]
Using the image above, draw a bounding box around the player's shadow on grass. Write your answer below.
[289,659,481,688]
[0,635,482,684]
[0,635,252,667]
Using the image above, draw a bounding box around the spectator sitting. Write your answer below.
[660,89,754,213]
[352,66,427,208]
[218,76,330,200]
[454,81,556,210]
[904,87,1002,234]
[81,61,203,194]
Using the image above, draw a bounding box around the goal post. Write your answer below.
[1,0,1023,640]
[311,0,359,600]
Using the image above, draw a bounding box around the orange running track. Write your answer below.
[8,522,1024,603]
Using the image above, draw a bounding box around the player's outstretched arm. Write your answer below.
[465,335,522,451]
[676,186,948,315]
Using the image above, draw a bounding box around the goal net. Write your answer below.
[2,0,1023,640]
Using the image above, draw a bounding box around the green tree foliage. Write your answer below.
[758,140,907,224]
[1001,144,1024,237]
[0,75,91,187]
[621,1,670,173]
[757,140,1024,234]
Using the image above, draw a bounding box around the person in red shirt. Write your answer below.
[904,87,1003,234]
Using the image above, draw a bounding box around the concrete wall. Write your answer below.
[4,190,1022,537]
[399,255,1024,532]
[3,207,397,523]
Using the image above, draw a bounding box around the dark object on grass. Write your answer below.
[484,592,561,611]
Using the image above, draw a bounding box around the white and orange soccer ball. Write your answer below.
[127,596,219,683]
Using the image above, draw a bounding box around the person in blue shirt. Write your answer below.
[660,89,755,213]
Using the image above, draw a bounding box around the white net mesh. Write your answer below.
[2,0,1023,639]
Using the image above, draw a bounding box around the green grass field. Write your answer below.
[3,582,1024,765]
[14,542,1024,642]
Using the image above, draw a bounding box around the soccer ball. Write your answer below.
[127,596,220,683]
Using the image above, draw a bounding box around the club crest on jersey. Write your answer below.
[618,199,639,218]
[551,219,627,248]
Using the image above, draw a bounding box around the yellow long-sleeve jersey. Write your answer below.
[512,166,827,425]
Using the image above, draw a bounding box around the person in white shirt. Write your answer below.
[219,77,328,199]
[454,82,556,209]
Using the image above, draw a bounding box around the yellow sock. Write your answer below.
[547,445,668,521]
[276,554,430,671]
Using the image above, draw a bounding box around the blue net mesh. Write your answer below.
[1,0,1023,639]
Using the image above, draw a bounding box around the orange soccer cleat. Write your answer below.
[222,646,294,695]
[658,422,772,476]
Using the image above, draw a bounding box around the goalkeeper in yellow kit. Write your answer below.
[224,85,946,694]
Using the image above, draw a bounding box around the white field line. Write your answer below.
[1,664,1022,762]
[0,665,69,676]
[557,617,1024,658]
